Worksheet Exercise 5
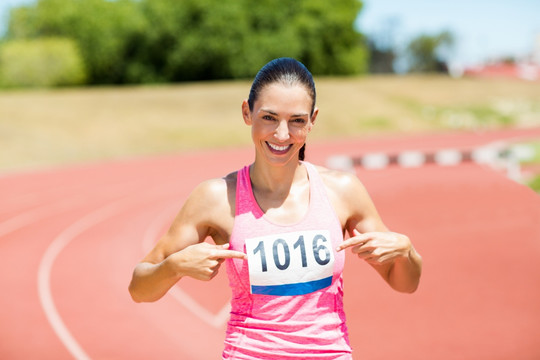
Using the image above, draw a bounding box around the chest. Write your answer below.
[252,181,310,226]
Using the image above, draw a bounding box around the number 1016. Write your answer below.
[252,234,331,272]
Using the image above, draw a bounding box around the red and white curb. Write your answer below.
[327,142,536,181]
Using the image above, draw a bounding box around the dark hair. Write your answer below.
[248,58,316,161]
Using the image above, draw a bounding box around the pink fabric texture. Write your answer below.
[223,162,353,359]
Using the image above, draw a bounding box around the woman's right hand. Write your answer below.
[168,242,247,281]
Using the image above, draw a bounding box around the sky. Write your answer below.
[356,0,540,67]
[1,0,539,68]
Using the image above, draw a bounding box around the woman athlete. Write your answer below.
[129,58,422,359]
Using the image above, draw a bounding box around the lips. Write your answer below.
[266,142,292,154]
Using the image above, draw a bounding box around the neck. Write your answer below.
[250,157,305,195]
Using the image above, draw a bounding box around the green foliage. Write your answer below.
[7,0,147,84]
[296,0,368,75]
[406,31,454,73]
[0,37,86,87]
[527,175,540,193]
[129,0,368,81]
[4,0,368,85]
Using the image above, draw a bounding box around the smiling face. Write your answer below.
[242,82,318,166]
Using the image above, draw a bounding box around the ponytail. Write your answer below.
[299,144,306,161]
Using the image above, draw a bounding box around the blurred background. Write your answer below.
[0,0,539,190]
[0,2,539,359]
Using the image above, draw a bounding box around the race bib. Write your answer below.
[245,230,335,296]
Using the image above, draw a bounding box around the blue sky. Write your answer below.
[357,0,540,66]
[1,0,539,67]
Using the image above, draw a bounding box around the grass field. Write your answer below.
[1,75,539,173]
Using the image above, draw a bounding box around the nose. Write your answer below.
[274,120,290,141]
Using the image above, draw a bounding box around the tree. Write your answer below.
[132,0,368,80]
[294,0,368,75]
[4,0,369,85]
[405,31,454,73]
[0,37,86,87]
[365,17,400,73]
[367,39,396,74]
[6,0,147,84]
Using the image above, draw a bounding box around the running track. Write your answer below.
[1,128,539,359]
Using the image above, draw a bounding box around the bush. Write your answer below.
[0,37,87,88]
[527,175,540,193]
[4,0,367,84]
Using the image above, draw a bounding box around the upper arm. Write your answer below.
[343,176,388,236]
[321,167,417,286]
[334,172,397,278]
[141,178,232,264]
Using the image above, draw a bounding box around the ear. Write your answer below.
[307,107,319,132]
[242,100,252,125]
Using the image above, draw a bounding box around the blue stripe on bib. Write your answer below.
[251,275,332,296]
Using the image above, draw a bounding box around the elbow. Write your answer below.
[399,281,420,294]
[388,262,422,294]
[130,293,144,304]
[128,281,154,303]
[398,250,422,293]
[128,283,144,303]
[390,279,420,294]
[128,282,163,303]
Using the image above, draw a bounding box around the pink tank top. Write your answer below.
[223,162,352,359]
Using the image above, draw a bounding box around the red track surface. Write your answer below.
[1,128,539,359]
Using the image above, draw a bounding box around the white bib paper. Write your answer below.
[245,230,335,296]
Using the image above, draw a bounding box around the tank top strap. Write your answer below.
[235,165,264,218]
[236,162,332,218]
[302,161,332,209]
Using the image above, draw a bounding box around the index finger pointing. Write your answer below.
[211,249,247,260]
[336,238,367,252]
[336,232,372,252]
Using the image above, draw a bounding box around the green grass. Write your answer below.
[527,175,540,193]
[0,75,539,173]
[520,141,540,164]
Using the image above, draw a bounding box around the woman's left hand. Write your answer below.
[336,229,412,265]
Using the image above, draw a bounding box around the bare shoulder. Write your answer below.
[312,164,378,231]
[140,172,238,263]
[184,171,237,216]
[313,164,368,199]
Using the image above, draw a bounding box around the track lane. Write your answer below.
[344,163,540,359]
[0,149,252,359]
[1,130,539,359]
[49,196,229,359]
[0,179,162,359]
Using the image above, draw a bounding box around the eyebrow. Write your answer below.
[260,109,309,117]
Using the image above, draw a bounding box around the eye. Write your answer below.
[262,115,276,121]
[291,118,307,124]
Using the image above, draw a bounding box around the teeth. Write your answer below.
[268,143,289,151]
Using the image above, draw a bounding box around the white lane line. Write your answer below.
[0,197,84,238]
[141,202,180,254]
[38,198,129,360]
[0,181,91,217]
[0,179,146,238]
[37,185,180,360]
[168,287,232,329]
[142,204,231,329]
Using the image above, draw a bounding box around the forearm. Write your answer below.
[128,258,182,303]
[388,246,422,293]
